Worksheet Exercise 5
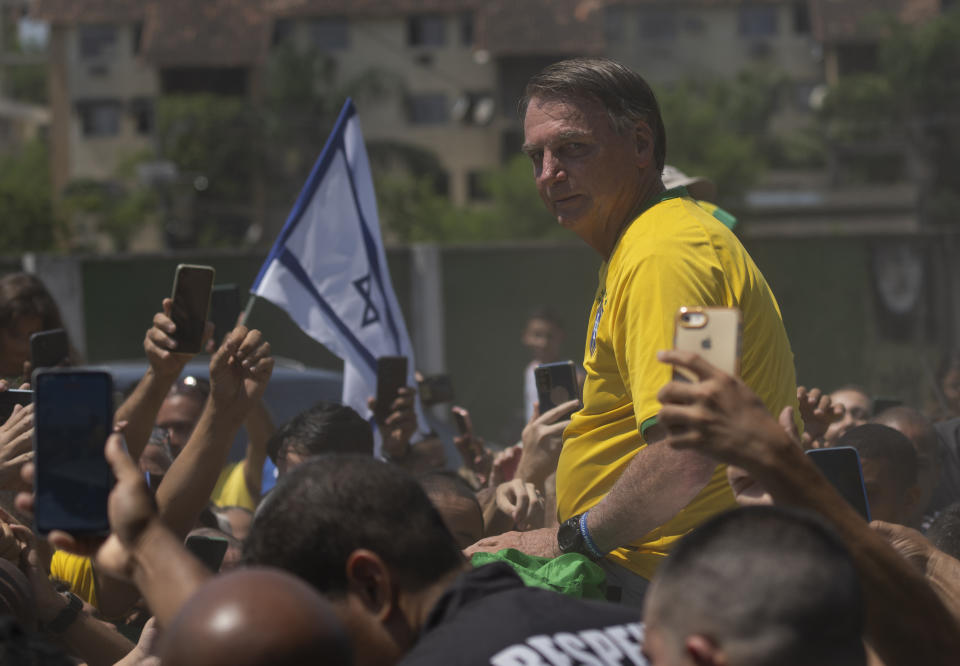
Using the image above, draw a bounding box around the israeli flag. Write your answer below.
[251,99,421,455]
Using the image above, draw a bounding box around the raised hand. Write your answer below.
[796,386,843,449]
[144,298,212,379]
[368,387,418,460]
[516,400,576,487]
[495,478,545,531]
[0,399,33,492]
[208,326,274,421]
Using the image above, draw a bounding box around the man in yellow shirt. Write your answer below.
[470,58,797,605]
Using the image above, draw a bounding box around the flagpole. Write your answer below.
[240,293,256,327]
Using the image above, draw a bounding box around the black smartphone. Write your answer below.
[806,447,872,522]
[209,284,242,349]
[170,264,215,355]
[0,389,32,423]
[451,406,472,436]
[30,329,70,369]
[419,374,454,406]
[534,361,582,416]
[375,356,408,423]
[185,534,229,572]
[32,369,114,536]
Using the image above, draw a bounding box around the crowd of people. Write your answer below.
[2,57,960,666]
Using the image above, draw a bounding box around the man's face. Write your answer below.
[824,389,871,444]
[156,393,205,455]
[523,95,646,247]
[522,318,564,364]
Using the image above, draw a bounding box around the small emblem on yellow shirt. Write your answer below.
[590,292,605,356]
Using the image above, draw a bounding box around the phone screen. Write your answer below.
[210,284,242,349]
[171,265,215,354]
[0,389,32,423]
[534,361,582,415]
[375,356,408,423]
[30,329,69,369]
[806,447,872,521]
[451,406,472,436]
[33,370,114,535]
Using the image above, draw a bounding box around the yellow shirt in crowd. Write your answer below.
[50,550,98,608]
[556,187,798,580]
[210,461,256,511]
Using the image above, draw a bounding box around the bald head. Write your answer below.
[159,568,351,666]
[874,406,941,524]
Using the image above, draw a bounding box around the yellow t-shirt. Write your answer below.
[556,188,798,580]
[49,550,98,608]
[210,461,256,511]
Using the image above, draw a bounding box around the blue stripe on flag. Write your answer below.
[276,247,378,374]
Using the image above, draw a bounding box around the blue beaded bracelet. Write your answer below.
[579,511,606,560]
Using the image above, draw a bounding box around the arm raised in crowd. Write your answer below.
[155,325,273,539]
[240,399,274,503]
[114,298,211,462]
[656,349,960,666]
[0,397,33,493]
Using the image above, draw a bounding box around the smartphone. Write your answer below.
[451,406,473,436]
[419,374,454,406]
[185,534,229,572]
[170,264,215,355]
[30,329,70,369]
[0,389,32,423]
[209,283,242,349]
[32,369,114,536]
[534,361,582,416]
[375,356,408,423]
[673,307,742,381]
[806,447,872,521]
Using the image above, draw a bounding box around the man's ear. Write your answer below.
[345,549,397,622]
[632,120,656,169]
[686,634,726,666]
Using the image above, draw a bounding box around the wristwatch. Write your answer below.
[42,591,83,634]
[557,513,603,561]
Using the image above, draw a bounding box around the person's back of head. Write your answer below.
[644,506,865,666]
[158,568,351,666]
[268,401,373,473]
[873,406,943,522]
[418,470,484,549]
[245,454,464,597]
[836,423,920,524]
[927,502,960,561]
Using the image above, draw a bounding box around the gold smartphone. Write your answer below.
[673,307,742,381]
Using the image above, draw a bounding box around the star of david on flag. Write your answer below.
[251,99,424,455]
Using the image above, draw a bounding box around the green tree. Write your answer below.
[0,137,60,254]
[820,8,960,217]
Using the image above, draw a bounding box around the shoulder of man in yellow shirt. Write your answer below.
[50,550,98,608]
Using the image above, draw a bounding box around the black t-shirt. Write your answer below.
[399,563,649,666]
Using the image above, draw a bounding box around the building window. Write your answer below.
[132,22,143,54]
[129,97,153,135]
[793,2,811,34]
[460,12,474,46]
[604,5,626,43]
[308,17,349,50]
[272,19,294,46]
[467,170,491,201]
[639,9,678,41]
[77,100,122,136]
[408,15,446,47]
[78,24,118,59]
[739,6,778,37]
[407,93,449,124]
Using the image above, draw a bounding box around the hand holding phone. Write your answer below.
[673,307,741,382]
[374,356,408,424]
[170,264,215,355]
[451,406,473,436]
[534,361,582,417]
[806,447,872,521]
[0,388,32,423]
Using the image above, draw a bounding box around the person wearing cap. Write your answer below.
[468,58,798,606]
[660,165,738,230]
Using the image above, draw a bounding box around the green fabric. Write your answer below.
[711,206,738,229]
[470,548,607,600]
